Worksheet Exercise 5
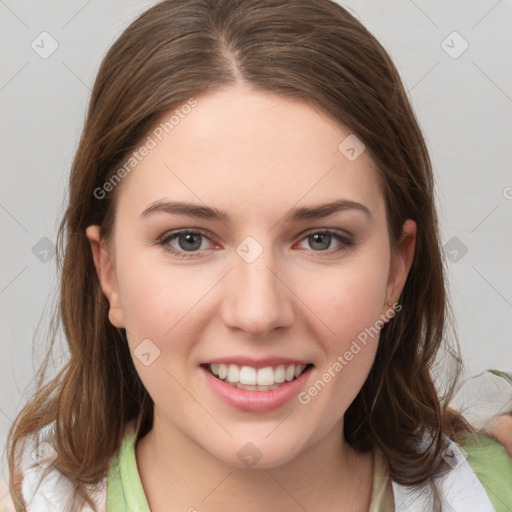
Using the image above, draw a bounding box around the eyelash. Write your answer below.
[156,228,355,260]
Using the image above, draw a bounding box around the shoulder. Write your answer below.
[19,421,107,512]
[391,430,512,512]
[453,368,512,511]
[461,432,512,512]
[450,369,512,433]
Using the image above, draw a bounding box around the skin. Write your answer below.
[86,83,416,512]
[485,414,512,456]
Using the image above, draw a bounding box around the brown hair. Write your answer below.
[6,0,476,510]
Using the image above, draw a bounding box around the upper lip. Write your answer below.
[201,357,313,370]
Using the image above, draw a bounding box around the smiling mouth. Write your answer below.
[200,362,314,391]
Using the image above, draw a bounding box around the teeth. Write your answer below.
[208,363,309,386]
[240,365,256,384]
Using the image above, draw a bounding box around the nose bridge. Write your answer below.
[222,234,293,335]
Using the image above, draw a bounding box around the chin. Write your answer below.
[207,434,307,471]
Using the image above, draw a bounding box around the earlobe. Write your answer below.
[85,225,125,329]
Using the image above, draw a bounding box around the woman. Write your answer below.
[6,0,512,511]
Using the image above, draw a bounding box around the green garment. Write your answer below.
[463,433,512,512]
[106,426,151,512]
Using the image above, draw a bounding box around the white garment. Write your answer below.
[19,422,106,512]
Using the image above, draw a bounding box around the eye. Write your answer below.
[157,229,215,259]
[295,229,354,255]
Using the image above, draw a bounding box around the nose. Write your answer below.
[220,242,294,337]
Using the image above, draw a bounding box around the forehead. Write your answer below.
[114,85,385,224]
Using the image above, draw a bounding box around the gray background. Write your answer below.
[1,0,511,507]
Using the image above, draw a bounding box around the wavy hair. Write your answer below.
[6,0,476,510]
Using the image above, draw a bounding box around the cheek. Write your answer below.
[113,252,198,405]
[297,255,387,415]
[113,236,191,345]
[299,247,390,344]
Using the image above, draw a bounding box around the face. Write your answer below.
[86,83,416,469]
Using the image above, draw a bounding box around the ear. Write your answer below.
[382,219,416,315]
[85,225,125,329]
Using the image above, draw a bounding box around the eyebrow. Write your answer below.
[140,199,372,223]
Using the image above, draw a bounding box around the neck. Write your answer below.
[135,413,373,512]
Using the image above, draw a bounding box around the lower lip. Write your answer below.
[200,365,313,413]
